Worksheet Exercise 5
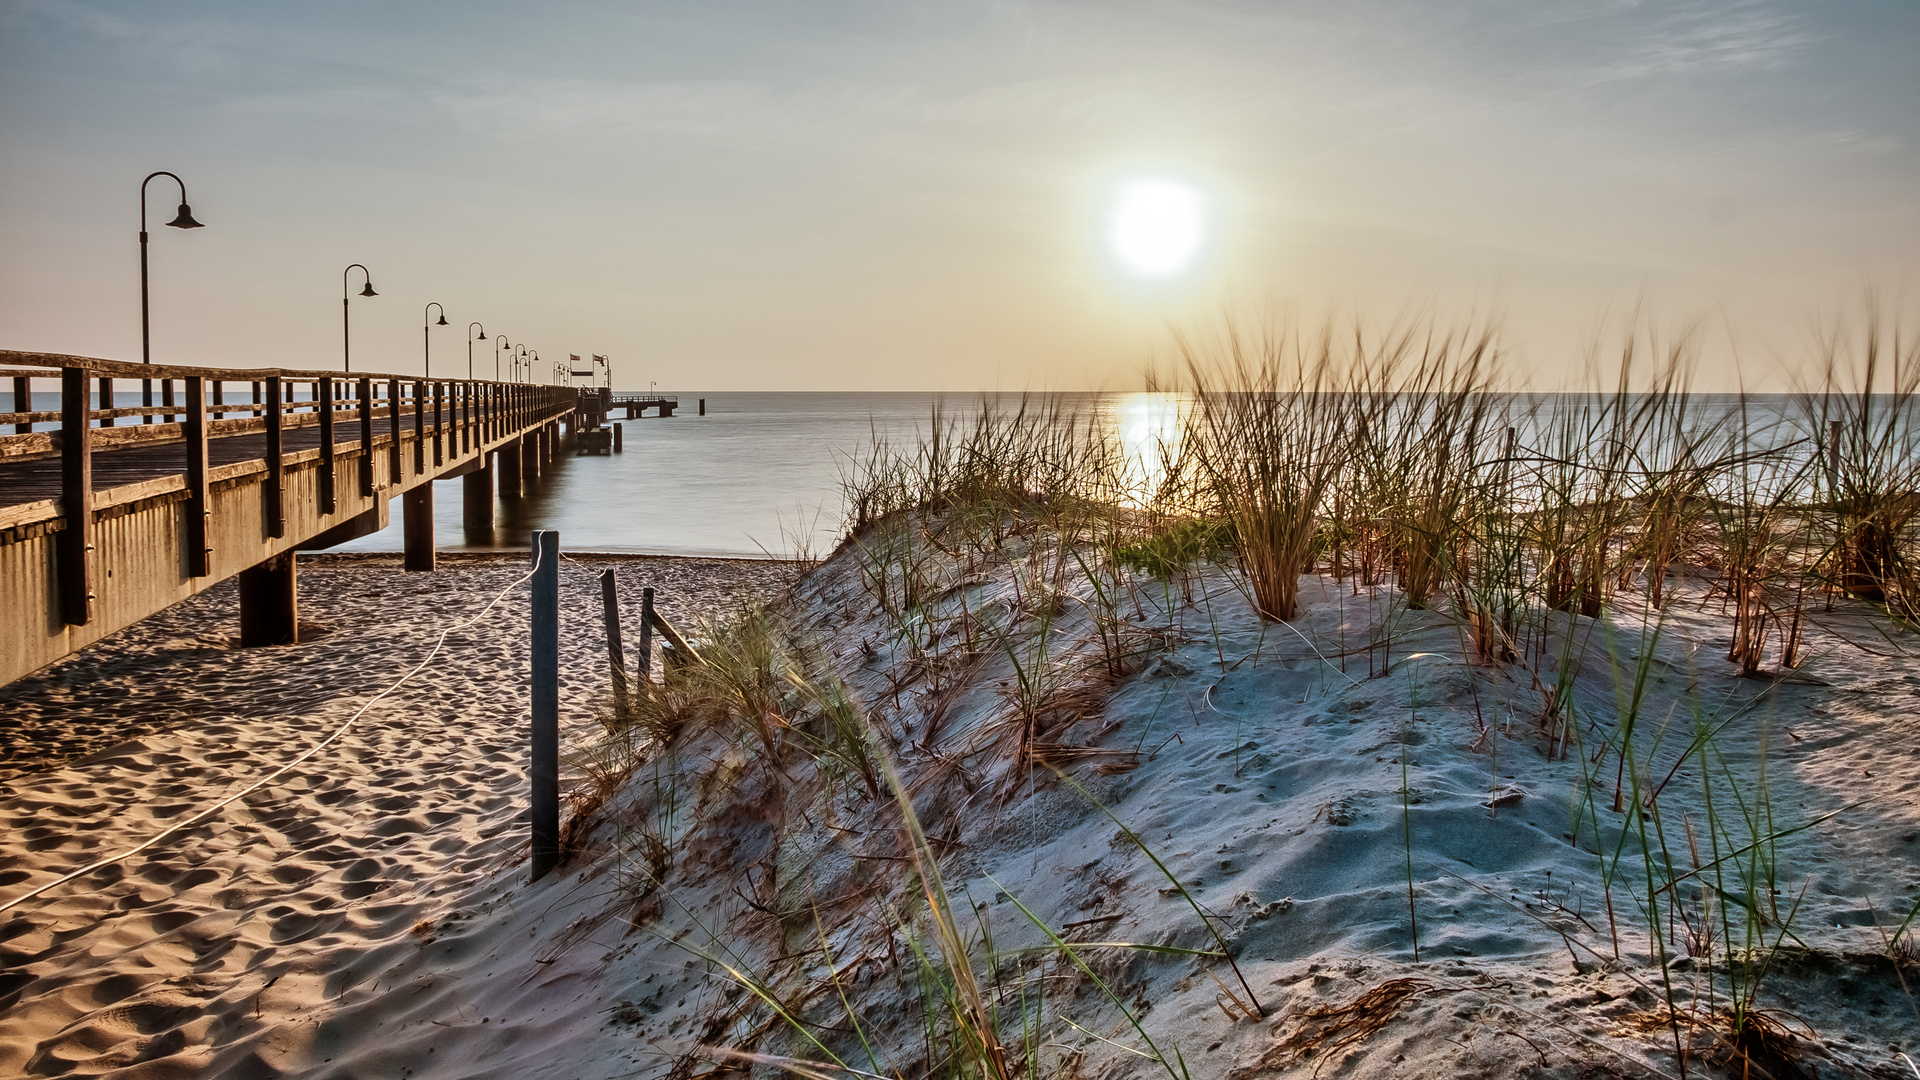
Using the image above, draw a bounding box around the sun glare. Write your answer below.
[1109,179,1205,279]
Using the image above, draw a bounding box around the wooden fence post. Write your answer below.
[530,530,561,880]
[601,568,629,709]
[638,586,655,685]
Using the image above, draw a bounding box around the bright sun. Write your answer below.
[1109,179,1206,279]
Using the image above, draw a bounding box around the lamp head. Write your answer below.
[360,281,378,297]
[166,203,204,229]
[435,313,449,326]
[475,327,486,340]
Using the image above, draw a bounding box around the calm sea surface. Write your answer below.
[3,388,1887,559]
[333,391,1173,559]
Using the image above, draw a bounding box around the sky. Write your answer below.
[1,0,1915,391]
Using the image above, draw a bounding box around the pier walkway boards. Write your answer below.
[0,351,578,687]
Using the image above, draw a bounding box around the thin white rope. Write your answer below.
[0,545,547,916]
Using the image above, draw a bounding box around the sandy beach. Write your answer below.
[0,552,789,1078]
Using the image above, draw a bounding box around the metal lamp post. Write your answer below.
[343,265,376,372]
[423,302,448,378]
[139,171,204,423]
[494,334,510,381]
[467,322,485,380]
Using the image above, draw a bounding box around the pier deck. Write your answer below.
[0,351,579,686]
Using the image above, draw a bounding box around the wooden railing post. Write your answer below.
[387,378,403,483]
[11,376,28,435]
[59,367,93,626]
[318,375,336,515]
[358,377,375,496]
[264,375,285,538]
[185,375,210,577]
[530,529,561,880]
[413,381,426,476]
[98,375,114,428]
[433,380,444,467]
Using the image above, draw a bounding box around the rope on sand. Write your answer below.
[0,545,548,916]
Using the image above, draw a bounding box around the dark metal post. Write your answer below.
[530,530,561,880]
[59,368,93,626]
[185,375,210,576]
[638,586,655,686]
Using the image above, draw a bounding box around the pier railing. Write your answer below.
[0,350,578,685]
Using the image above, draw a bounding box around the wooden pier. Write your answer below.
[0,351,579,687]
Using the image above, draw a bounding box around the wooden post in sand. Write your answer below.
[530,530,561,880]
[601,568,629,709]
[637,586,655,686]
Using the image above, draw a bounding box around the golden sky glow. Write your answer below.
[1,3,1915,390]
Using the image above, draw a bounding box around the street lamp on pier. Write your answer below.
[423,302,448,378]
[342,265,376,372]
[139,171,204,423]
[494,335,509,382]
[467,322,485,380]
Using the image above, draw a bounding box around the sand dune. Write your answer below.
[3,535,1918,1079]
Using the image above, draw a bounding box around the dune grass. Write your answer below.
[559,306,1918,1078]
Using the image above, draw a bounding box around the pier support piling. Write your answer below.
[463,457,495,535]
[613,423,622,452]
[497,439,523,498]
[403,484,435,572]
[238,553,298,646]
[530,530,560,881]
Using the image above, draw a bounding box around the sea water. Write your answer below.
[332,391,1182,558]
[0,388,1877,559]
